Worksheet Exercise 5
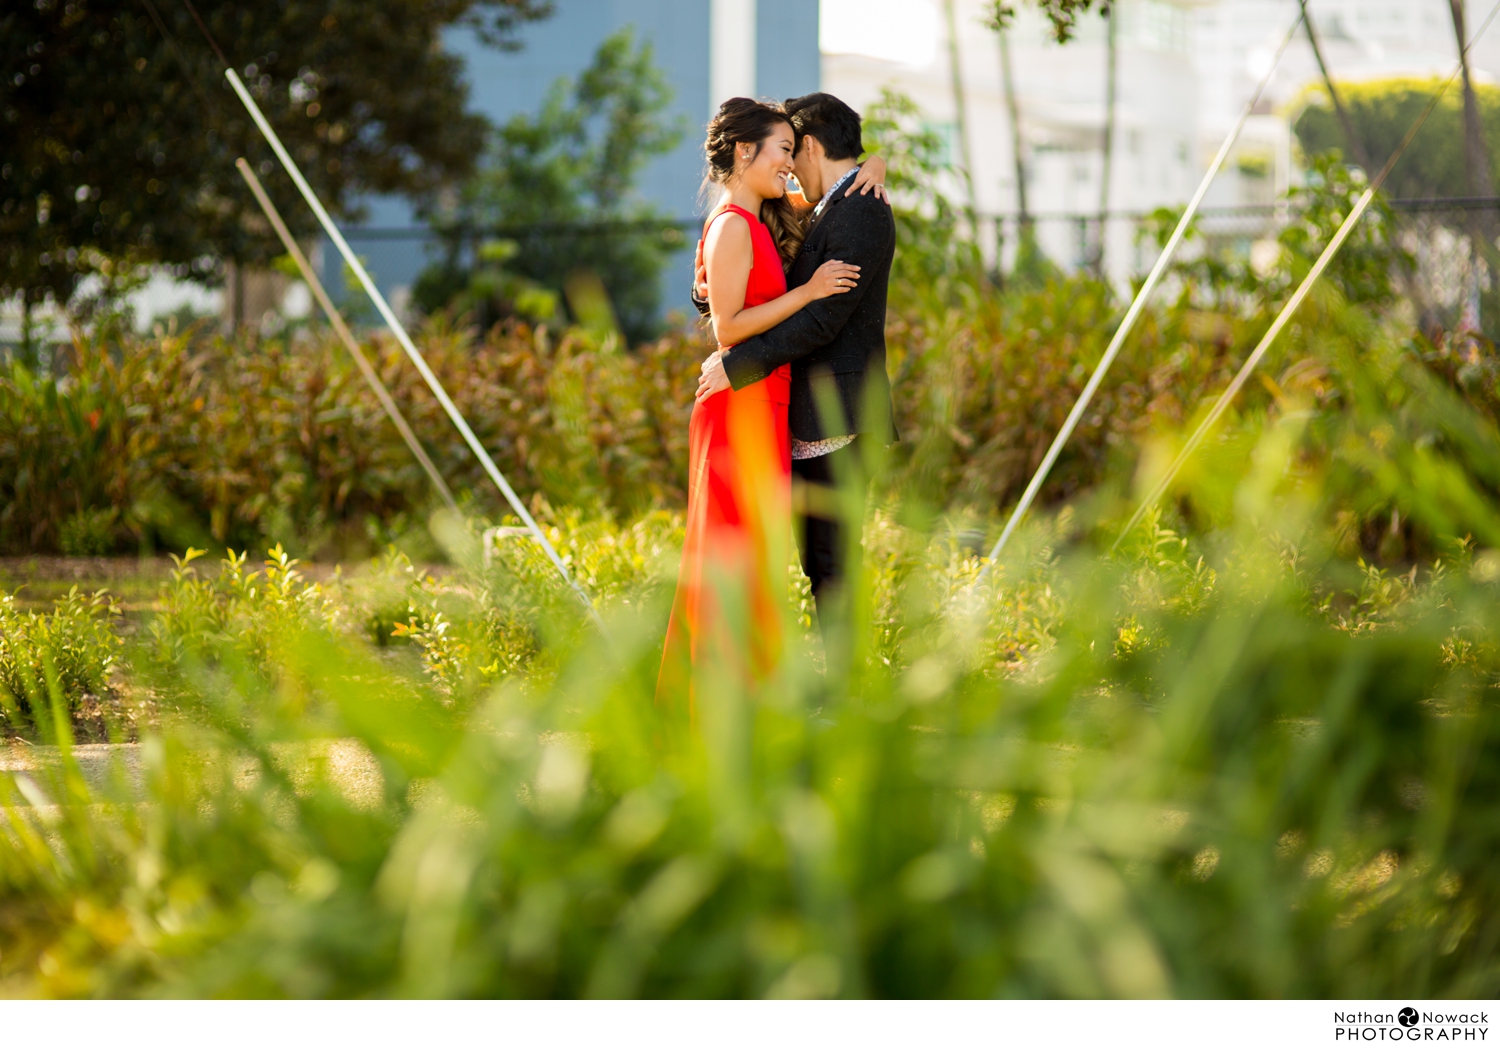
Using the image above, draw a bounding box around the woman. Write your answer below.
[656,97,885,714]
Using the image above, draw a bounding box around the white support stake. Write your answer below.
[976,11,1304,578]
[1113,0,1500,550]
[1112,189,1375,549]
[224,69,604,631]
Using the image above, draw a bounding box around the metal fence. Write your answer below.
[981,198,1500,338]
[9,198,1500,350]
[1388,200,1500,335]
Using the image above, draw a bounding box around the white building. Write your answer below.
[820,0,1500,286]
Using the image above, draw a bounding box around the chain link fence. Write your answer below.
[985,198,1500,340]
[10,200,1500,351]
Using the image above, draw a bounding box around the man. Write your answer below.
[695,92,897,619]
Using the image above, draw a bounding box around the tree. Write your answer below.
[862,88,995,311]
[1296,78,1500,334]
[1294,78,1500,201]
[1449,0,1498,207]
[0,0,550,320]
[990,0,1110,43]
[941,0,979,232]
[983,1,1107,280]
[995,24,1030,229]
[1299,0,1374,174]
[1447,0,1500,320]
[415,28,684,345]
[982,3,1048,286]
[1095,1,1116,278]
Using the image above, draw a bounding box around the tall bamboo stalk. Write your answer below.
[1095,2,1118,278]
[1299,0,1373,173]
[224,68,605,630]
[943,0,980,233]
[1450,0,1499,331]
[998,25,1031,240]
[1451,0,1497,195]
[19,295,33,366]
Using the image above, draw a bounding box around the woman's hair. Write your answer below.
[703,97,805,269]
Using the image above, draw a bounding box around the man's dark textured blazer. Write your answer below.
[721,178,897,444]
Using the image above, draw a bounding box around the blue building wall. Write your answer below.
[330,0,820,327]
[757,0,821,104]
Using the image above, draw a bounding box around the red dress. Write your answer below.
[657,204,792,716]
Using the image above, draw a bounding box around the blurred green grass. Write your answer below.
[1,430,1498,996]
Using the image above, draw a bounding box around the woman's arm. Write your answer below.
[849,154,891,203]
[717,198,893,394]
[704,213,861,347]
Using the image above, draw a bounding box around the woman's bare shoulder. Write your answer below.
[704,208,752,247]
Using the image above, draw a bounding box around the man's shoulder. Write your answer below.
[833,180,888,210]
[820,189,895,247]
[830,184,894,223]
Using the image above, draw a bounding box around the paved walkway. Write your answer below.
[0,739,384,811]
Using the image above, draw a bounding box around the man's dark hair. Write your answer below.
[784,93,863,161]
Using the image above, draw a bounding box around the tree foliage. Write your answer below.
[986,0,1110,42]
[415,28,685,345]
[1294,77,1500,200]
[861,89,985,311]
[0,0,550,308]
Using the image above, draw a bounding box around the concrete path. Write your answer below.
[0,739,383,810]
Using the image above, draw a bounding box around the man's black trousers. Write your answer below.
[791,436,863,615]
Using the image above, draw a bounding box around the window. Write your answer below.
[1125,0,1189,54]
[921,121,961,169]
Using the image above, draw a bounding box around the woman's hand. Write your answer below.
[696,348,730,404]
[851,155,890,204]
[805,258,861,300]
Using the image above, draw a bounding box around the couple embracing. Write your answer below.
[657,92,896,710]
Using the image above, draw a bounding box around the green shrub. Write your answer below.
[57,509,118,558]
[149,546,342,678]
[0,322,702,559]
[0,587,122,736]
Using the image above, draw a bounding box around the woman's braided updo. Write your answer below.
[703,97,805,268]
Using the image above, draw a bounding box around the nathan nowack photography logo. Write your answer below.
[1335,1008,1489,1042]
